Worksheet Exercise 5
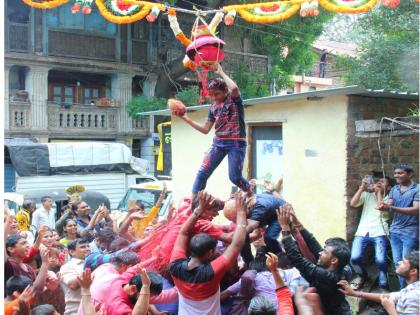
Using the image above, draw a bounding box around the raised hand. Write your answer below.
[139,268,151,288]
[276,207,290,230]
[235,193,250,215]
[380,294,397,314]
[130,212,147,221]
[265,252,279,273]
[77,268,93,290]
[295,287,324,315]
[337,280,356,296]
[46,271,61,291]
[195,191,214,217]
[40,248,51,265]
[18,285,35,303]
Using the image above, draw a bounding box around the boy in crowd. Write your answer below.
[181,65,252,199]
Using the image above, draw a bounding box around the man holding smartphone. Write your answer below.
[349,174,392,290]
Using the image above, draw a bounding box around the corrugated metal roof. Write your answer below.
[138,86,419,116]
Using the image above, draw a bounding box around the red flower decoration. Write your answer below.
[116,0,132,11]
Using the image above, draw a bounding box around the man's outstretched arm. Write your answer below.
[170,191,214,261]
[215,64,240,97]
[222,194,249,263]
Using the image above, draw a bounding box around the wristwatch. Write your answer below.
[281,230,291,236]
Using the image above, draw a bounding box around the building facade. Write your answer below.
[4,0,269,173]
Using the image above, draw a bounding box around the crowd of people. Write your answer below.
[4,163,419,315]
[3,67,419,315]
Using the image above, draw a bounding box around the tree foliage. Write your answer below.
[334,2,419,92]
[127,86,199,116]
[230,5,333,96]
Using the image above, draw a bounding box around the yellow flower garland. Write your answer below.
[21,0,70,9]
[236,4,300,23]
[318,0,379,14]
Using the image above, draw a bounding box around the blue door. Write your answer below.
[4,164,16,192]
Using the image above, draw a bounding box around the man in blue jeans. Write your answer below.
[349,176,391,289]
[378,163,419,288]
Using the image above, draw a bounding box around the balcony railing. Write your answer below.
[164,46,269,75]
[47,102,119,131]
[9,100,31,130]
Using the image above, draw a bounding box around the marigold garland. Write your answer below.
[236,4,300,23]
[318,0,379,14]
[21,0,70,9]
[176,33,192,46]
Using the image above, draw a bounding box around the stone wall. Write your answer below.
[345,95,419,240]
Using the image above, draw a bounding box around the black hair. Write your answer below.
[64,218,76,227]
[189,234,217,258]
[109,237,130,252]
[277,251,293,270]
[112,251,140,267]
[329,243,350,271]
[406,251,419,273]
[41,196,52,204]
[22,200,35,211]
[71,201,82,213]
[394,163,414,173]
[128,271,163,295]
[67,238,89,253]
[97,227,117,251]
[207,78,227,91]
[6,276,33,297]
[6,234,24,255]
[326,237,349,249]
[31,304,57,315]
[249,257,268,273]
[248,296,276,315]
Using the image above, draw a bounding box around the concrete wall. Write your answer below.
[345,96,419,240]
[172,95,349,242]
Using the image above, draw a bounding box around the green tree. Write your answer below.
[334,2,419,92]
[130,1,333,113]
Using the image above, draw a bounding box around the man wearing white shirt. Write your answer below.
[32,196,55,230]
[350,176,391,289]
[60,238,91,315]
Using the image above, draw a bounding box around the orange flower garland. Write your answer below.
[176,34,192,46]
[21,0,70,9]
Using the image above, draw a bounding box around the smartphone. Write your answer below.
[364,175,374,190]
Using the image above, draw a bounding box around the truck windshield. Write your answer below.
[120,188,172,214]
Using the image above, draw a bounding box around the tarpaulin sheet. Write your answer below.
[7,144,50,176]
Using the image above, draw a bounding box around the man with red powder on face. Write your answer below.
[181,64,252,201]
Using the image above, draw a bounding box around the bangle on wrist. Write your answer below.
[236,224,246,228]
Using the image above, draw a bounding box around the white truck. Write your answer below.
[7,142,157,209]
